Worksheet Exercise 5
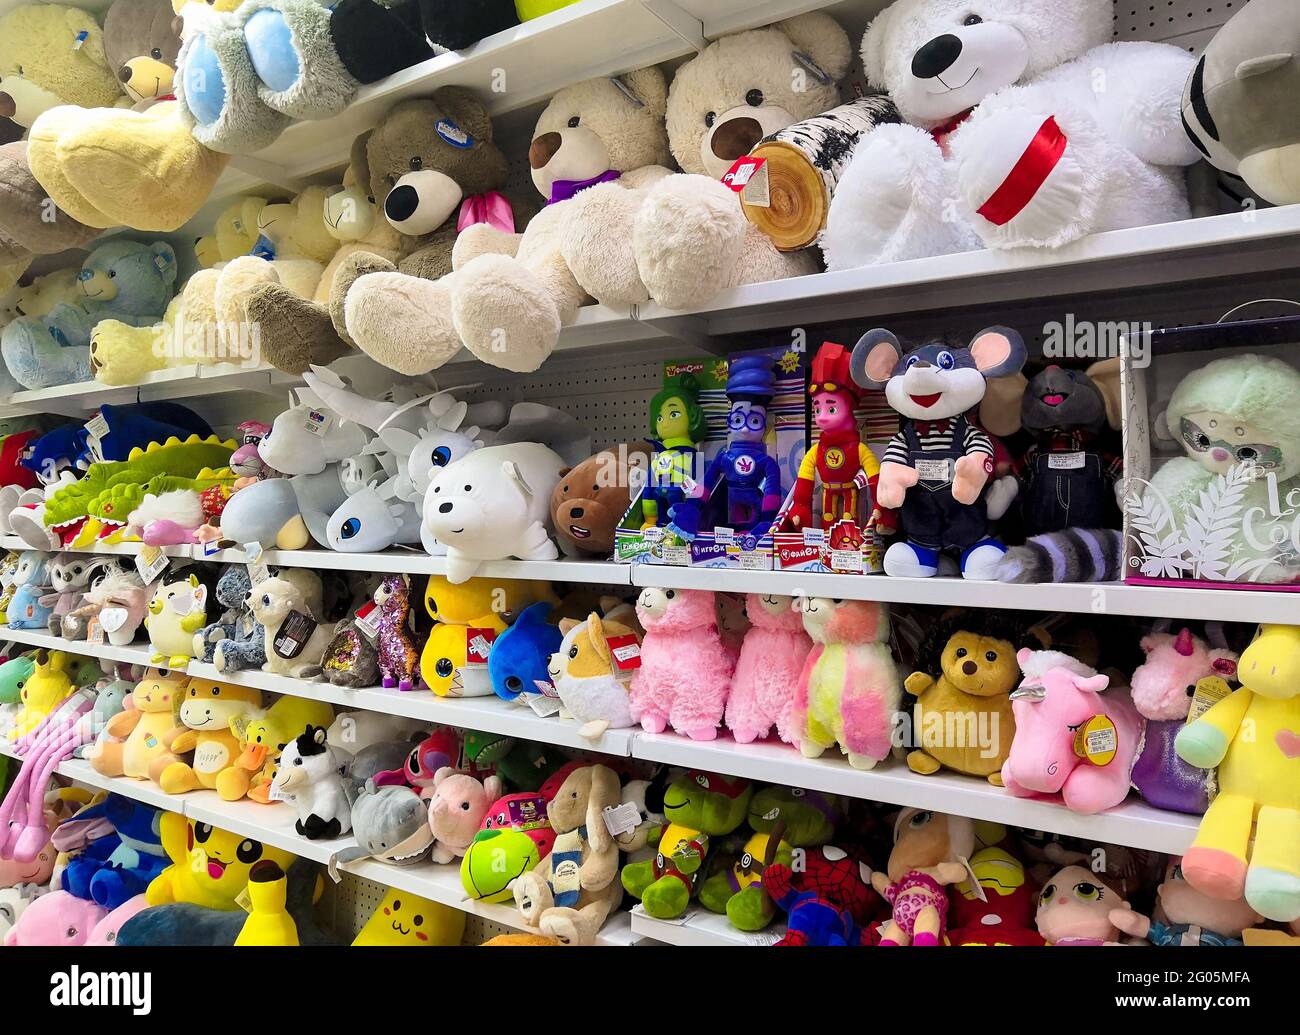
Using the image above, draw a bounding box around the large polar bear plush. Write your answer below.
[822,0,1201,269]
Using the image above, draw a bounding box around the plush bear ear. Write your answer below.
[859,7,896,89]
[851,328,903,389]
[980,373,1028,437]
[776,12,852,84]
[615,66,668,119]
[432,87,494,145]
[1086,357,1123,430]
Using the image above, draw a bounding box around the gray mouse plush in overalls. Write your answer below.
[851,327,1026,579]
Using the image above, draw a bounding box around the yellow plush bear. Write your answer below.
[89,296,183,386]
[12,268,84,321]
[147,811,297,912]
[0,4,123,128]
[153,678,263,795]
[194,195,272,270]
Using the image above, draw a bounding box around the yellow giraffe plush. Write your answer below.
[1176,623,1300,922]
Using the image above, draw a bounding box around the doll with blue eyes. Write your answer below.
[676,356,785,539]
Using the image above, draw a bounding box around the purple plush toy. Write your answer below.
[375,574,419,691]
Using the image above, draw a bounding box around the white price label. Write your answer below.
[602,801,642,838]
[303,410,333,436]
[84,411,109,440]
[914,458,952,482]
[135,547,169,583]
[1048,452,1087,471]
[522,693,562,718]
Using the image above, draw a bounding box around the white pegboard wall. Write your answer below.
[321,869,497,946]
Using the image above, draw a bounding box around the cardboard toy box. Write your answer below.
[614,347,807,568]
[1122,314,1300,590]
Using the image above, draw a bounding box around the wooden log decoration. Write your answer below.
[741,95,902,252]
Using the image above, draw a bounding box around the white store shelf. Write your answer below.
[628,904,787,946]
[630,731,1199,856]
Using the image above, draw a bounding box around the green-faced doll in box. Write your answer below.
[641,374,707,537]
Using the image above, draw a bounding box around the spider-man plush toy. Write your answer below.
[766,843,882,946]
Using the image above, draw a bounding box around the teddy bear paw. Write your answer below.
[957,108,1088,249]
[450,254,560,373]
[344,271,461,375]
[633,174,746,310]
[823,123,971,270]
[246,284,349,375]
[239,0,358,120]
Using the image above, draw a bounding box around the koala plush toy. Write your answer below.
[851,326,1026,579]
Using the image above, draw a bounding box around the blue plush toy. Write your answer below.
[57,796,168,910]
[1,240,178,390]
[6,551,53,630]
[488,602,563,703]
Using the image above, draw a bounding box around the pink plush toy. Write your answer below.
[0,688,97,861]
[1002,650,1145,815]
[792,598,899,770]
[630,588,733,741]
[427,768,503,864]
[725,594,811,745]
[4,890,106,946]
[714,593,749,668]
[86,894,149,946]
[1130,628,1238,720]
[0,814,57,889]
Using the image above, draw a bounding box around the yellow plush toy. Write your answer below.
[153,678,263,795]
[145,571,209,667]
[234,861,299,947]
[193,195,271,270]
[352,888,465,946]
[8,648,75,739]
[26,100,230,232]
[1176,623,1300,924]
[12,268,84,320]
[0,5,123,128]
[89,296,185,386]
[227,695,336,803]
[147,811,296,911]
[90,670,188,780]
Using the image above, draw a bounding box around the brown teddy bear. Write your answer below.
[104,0,182,109]
[246,87,534,374]
[0,141,99,265]
[551,443,652,557]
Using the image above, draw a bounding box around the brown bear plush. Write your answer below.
[246,87,535,375]
[0,141,99,264]
[104,0,182,109]
[551,443,653,557]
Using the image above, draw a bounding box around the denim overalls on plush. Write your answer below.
[899,416,989,552]
[1021,448,1117,534]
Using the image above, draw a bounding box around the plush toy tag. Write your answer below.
[250,235,276,261]
[135,547,168,583]
[73,29,88,50]
[435,119,474,149]
[266,781,296,805]
[354,601,379,643]
[84,411,109,441]
[957,855,988,902]
[246,557,269,587]
[303,410,333,436]
[522,693,561,718]
[792,50,833,85]
[603,801,642,838]
[465,627,496,665]
[914,458,952,482]
[1072,714,1118,767]
[722,156,769,204]
[1048,452,1087,471]
[1188,676,1233,724]
[201,538,221,557]
[273,610,318,660]
[532,678,560,699]
[87,616,106,645]
[607,634,641,674]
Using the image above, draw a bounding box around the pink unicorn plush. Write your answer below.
[1002,650,1145,815]
[630,588,733,741]
[725,594,812,745]
[792,598,900,770]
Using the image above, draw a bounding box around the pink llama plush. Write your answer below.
[1130,628,1238,721]
[1002,649,1144,815]
[714,593,749,670]
[793,598,900,769]
[630,588,733,741]
[726,594,812,745]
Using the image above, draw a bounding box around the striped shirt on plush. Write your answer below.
[882,418,993,466]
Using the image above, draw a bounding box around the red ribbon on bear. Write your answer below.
[976,116,1069,227]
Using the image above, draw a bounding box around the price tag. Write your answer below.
[602,801,642,838]
[85,411,110,441]
[522,693,561,718]
[266,783,295,805]
[1188,676,1233,723]
[914,458,952,483]
[201,539,221,557]
[723,156,769,208]
[465,627,496,665]
[1072,714,1118,767]
[532,678,560,700]
[273,610,318,660]
[713,526,735,546]
[246,558,269,587]
[135,546,169,583]
[1048,452,1087,471]
[302,410,333,436]
[353,601,379,643]
[607,634,641,674]
[87,617,104,645]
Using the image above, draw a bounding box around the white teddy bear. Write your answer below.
[822,0,1201,269]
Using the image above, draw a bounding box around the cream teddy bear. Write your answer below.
[821,0,1201,269]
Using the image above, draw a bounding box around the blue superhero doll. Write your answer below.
[674,355,784,541]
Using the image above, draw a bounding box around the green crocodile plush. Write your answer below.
[44,434,236,536]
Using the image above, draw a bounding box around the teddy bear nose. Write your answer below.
[438,501,453,514]
[569,506,584,518]
[962,660,978,676]
[529,132,562,170]
[711,117,763,162]
[385,185,420,222]
[118,66,133,84]
[912,33,964,79]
